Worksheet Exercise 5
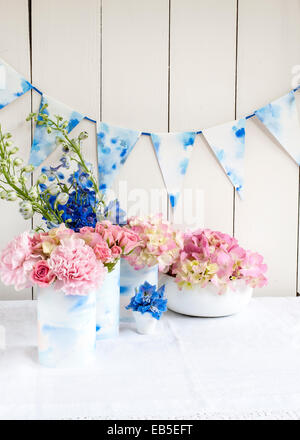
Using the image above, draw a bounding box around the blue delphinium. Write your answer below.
[39,158,126,231]
[126,282,168,320]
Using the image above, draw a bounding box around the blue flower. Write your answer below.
[68,164,94,191]
[60,155,71,169]
[126,282,167,320]
[41,165,65,181]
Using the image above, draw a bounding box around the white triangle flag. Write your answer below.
[151,132,196,208]
[29,94,84,167]
[97,122,141,192]
[255,91,300,164]
[203,118,246,197]
[0,58,32,109]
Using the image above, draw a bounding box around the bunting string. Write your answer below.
[1,57,300,205]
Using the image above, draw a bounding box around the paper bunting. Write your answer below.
[151,132,196,208]
[29,94,84,167]
[203,118,246,197]
[0,58,32,109]
[255,91,300,164]
[97,122,141,192]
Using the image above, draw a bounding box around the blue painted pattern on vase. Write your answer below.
[120,259,158,322]
[96,260,120,339]
[37,287,96,368]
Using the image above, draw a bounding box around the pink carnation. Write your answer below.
[31,260,55,287]
[0,232,39,291]
[48,236,106,295]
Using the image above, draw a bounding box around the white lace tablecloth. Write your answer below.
[0,297,300,420]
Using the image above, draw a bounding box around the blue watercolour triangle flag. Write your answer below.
[150,132,196,208]
[0,58,32,109]
[255,91,300,164]
[29,94,84,167]
[97,122,141,192]
[203,118,246,198]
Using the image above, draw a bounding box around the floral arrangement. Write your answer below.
[0,106,118,230]
[124,214,183,273]
[126,282,168,320]
[0,223,140,294]
[170,229,268,293]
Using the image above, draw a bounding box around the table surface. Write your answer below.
[0,297,300,420]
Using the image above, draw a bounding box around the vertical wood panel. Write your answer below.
[235,0,300,296]
[170,0,237,232]
[32,0,101,168]
[0,0,32,300]
[102,0,169,218]
[31,0,101,297]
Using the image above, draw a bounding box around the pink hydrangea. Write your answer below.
[0,232,40,291]
[48,236,106,295]
[171,229,267,292]
[125,214,183,272]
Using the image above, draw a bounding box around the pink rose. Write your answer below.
[111,245,122,258]
[94,242,112,262]
[80,226,95,234]
[31,260,55,287]
[119,228,140,254]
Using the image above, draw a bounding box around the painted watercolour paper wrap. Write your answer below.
[255,91,300,164]
[97,122,141,192]
[29,94,84,168]
[203,118,246,197]
[151,132,196,208]
[0,58,32,109]
[37,287,96,368]
[120,259,158,322]
[96,260,120,340]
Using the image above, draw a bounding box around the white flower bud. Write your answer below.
[19,201,33,219]
[22,165,35,173]
[7,191,17,201]
[56,192,69,205]
[19,176,27,185]
[48,183,60,196]
[28,187,38,199]
[13,158,23,167]
[11,176,19,185]
[78,131,88,141]
[0,191,7,200]
[9,147,19,154]
[37,174,47,184]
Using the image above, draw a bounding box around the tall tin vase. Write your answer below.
[37,287,96,368]
[120,259,158,322]
[96,259,120,339]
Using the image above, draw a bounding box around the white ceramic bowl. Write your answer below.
[161,274,253,317]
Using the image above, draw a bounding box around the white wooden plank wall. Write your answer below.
[0,0,300,299]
